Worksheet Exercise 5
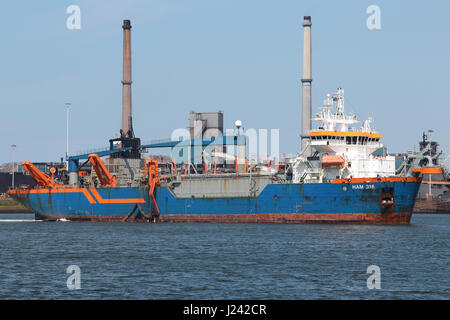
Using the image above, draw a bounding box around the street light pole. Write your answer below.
[11,144,16,188]
[65,102,71,169]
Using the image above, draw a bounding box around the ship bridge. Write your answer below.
[307,88,383,158]
[308,131,383,156]
[292,87,395,183]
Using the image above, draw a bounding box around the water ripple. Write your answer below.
[0,213,448,299]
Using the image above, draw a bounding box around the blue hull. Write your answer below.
[9,180,421,224]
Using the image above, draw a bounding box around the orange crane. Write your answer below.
[88,154,117,187]
[147,158,160,216]
[441,155,450,169]
[22,161,54,187]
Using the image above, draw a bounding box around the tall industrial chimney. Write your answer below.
[109,19,141,159]
[121,19,133,138]
[301,16,312,156]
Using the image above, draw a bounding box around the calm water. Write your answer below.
[0,213,448,299]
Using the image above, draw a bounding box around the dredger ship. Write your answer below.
[8,18,423,224]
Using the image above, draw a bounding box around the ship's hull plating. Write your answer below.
[8,179,421,224]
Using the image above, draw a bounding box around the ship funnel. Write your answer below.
[301,16,312,156]
[121,19,133,138]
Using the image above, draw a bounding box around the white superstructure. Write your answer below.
[291,87,395,183]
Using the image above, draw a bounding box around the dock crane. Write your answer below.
[441,155,450,179]
[441,155,450,168]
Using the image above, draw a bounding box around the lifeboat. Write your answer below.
[321,154,345,167]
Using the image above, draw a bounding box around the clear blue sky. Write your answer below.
[1,0,449,164]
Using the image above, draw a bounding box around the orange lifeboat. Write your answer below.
[321,154,345,168]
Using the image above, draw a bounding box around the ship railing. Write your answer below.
[72,146,111,157]
[141,138,176,145]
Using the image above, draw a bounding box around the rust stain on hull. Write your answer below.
[159,213,412,224]
[413,199,450,213]
[35,212,412,224]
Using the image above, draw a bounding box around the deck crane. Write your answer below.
[88,154,117,187]
[21,161,54,187]
[147,158,160,218]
